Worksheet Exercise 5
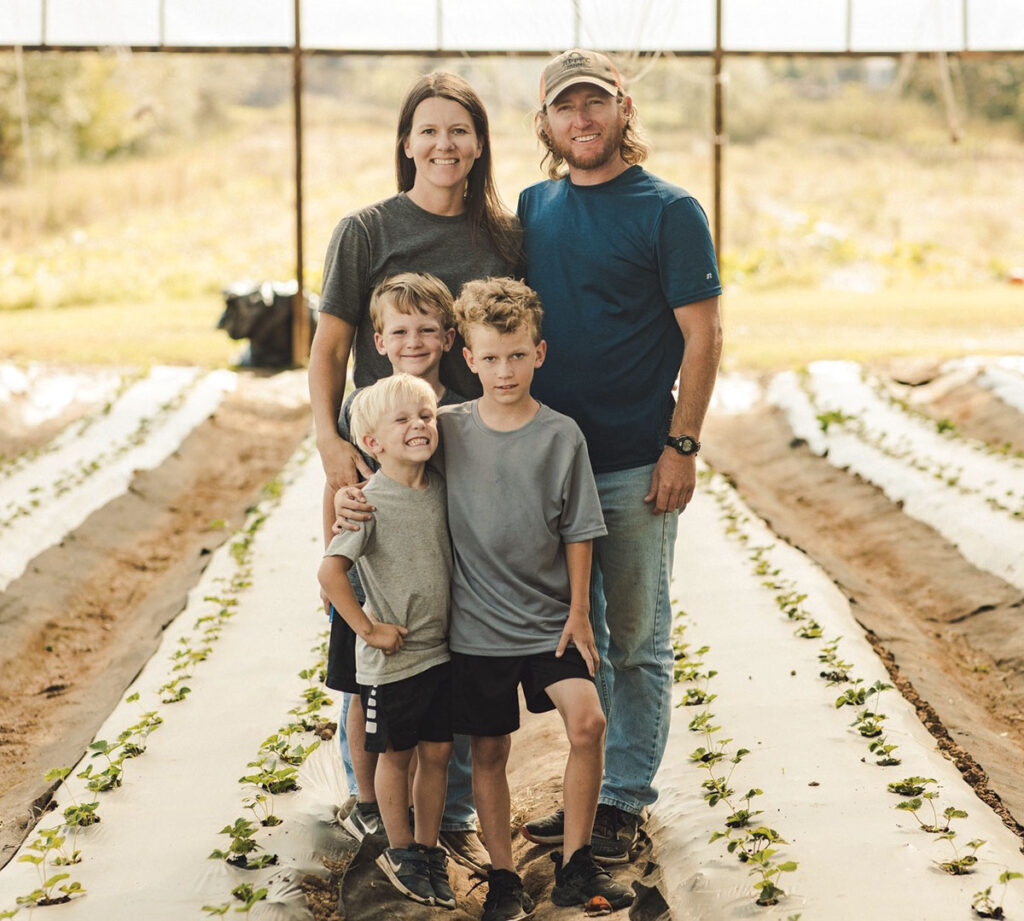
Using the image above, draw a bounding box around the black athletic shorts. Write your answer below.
[451,647,593,737]
[360,661,453,753]
[325,605,359,694]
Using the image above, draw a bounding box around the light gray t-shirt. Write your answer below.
[324,469,452,686]
[318,193,520,399]
[436,402,607,656]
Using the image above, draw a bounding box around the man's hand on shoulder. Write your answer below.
[644,449,696,515]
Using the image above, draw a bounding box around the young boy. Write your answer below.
[444,278,634,919]
[319,372,457,909]
[325,274,488,876]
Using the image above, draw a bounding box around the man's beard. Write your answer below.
[550,121,624,172]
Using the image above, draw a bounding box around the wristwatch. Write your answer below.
[666,434,701,456]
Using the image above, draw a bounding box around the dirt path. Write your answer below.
[702,368,1024,837]
[0,372,311,867]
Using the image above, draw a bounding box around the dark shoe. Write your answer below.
[521,808,564,845]
[551,845,635,909]
[591,804,640,865]
[439,827,491,875]
[481,868,534,921]
[426,846,457,910]
[342,800,384,842]
[375,844,434,905]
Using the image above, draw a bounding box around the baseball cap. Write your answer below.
[540,49,623,109]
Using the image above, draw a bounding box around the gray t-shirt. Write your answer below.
[324,469,452,686]
[436,402,607,656]
[319,193,520,399]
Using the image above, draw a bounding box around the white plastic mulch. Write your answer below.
[0,365,236,591]
[768,360,1024,592]
[651,472,1024,920]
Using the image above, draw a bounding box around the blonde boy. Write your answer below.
[319,372,456,908]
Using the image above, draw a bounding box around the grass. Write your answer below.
[721,284,1024,371]
[2,57,1023,373]
[0,297,240,367]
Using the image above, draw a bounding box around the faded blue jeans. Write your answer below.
[337,694,476,830]
[590,463,679,816]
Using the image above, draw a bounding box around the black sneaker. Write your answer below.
[481,868,534,921]
[426,846,457,910]
[521,808,564,845]
[551,845,635,909]
[375,844,435,905]
[342,800,384,842]
[590,804,640,865]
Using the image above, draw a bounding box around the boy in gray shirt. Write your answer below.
[442,278,634,919]
[318,373,456,910]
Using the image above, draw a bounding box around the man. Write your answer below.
[517,49,723,864]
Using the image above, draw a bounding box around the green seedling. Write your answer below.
[973,870,1023,918]
[231,883,269,912]
[816,409,853,432]
[209,818,278,870]
[239,759,299,795]
[868,736,902,766]
[242,792,282,828]
[937,832,985,875]
[888,776,937,798]
[16,828,86,906]
[896,792,967,833]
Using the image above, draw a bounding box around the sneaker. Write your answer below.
[590,804,640,865]
[521,808,564,845]
[426,846,457,909]
[439,827,491,875]
[481,868,534,921]
[551,845,635,909]
[375,844,434,905]
[342,800,384,842]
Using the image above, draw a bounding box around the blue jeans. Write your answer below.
[336,694,476,830]
[591,463,679,815]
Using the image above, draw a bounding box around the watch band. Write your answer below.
[666,434,701,456]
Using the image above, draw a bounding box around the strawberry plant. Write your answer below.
[973,871,1023,918]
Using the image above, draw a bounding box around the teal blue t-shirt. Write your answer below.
[517,166,721,473]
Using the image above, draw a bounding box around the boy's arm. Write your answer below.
[555,539,599,676]
[318,555,407,653]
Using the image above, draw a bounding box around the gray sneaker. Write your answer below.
[376,844,435,905]
[590,804,640,865]
[342,800,384,842]
[426,845,457,909]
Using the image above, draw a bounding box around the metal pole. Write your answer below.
[291,0,309,364]
[712,0,723,260]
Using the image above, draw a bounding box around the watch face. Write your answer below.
[669,435,700,455]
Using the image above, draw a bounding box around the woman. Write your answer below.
[307,71,520,880]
